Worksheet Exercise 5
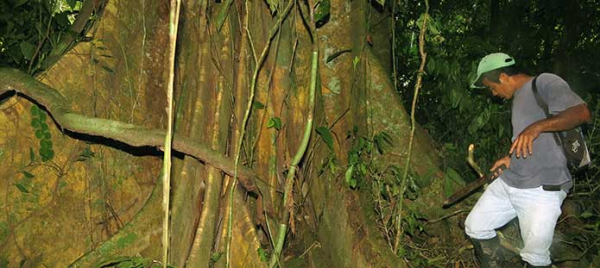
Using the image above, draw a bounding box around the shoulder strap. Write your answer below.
[531,77,551,117]
[530,76,562,146]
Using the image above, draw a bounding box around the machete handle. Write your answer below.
[442,164,507,208]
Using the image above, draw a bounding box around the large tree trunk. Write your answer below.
[0,0,447,267]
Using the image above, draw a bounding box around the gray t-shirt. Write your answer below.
[500,73,585,191]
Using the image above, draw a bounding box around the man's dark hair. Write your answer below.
[481,66,526,84]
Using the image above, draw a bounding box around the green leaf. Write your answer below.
[581,211,594,219]
[374,132,393,154]
[12,0,29,8]
[210,252,223,263]
[267,117,282,131]
[30,105,40,117]
[374,0,385,7]
[101,65,114,73]
[215,0,233,32]
[29,147,35,162]
[253,101,265,109]
[43,131,51,139]
[353,56,360,71]
[30,118,40,128]
[66,0,76,9]
[446,168,465,185]
[35,130,43,139]
[345,165,355,186]
[257,247,268,262]
[265,0,279,14]
[314,0,331,26]
[38,111,46,121]
[14,183,29,193]
[77,147,95,162]
[315,126,334,151]
[22,171,34,178]
[19,41,36,60]
[41,149,54,162]
[40,139,52,149]
[427,56,436,74]
[54,13,70,28]
[443,168,465,197]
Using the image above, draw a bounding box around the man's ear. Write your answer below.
[499,73,508,84]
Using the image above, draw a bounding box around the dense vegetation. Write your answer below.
[0,0,88,74]
[391,0,600,265]
[3,0,600,267]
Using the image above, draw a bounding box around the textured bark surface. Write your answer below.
[0,0,448,267]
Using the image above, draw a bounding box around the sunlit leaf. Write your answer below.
[314,0,331,27]
[265,0,278,14]
[353,56,360,70]
[257,247,268,262]
[267,117,282,131]
[345,165,355,186]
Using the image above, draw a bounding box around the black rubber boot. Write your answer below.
[471,237,504,268]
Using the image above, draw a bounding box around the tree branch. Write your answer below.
[0,67,262,194]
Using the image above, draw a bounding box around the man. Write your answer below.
[464,53,591,267]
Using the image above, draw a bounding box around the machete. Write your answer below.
[443,144,505,208]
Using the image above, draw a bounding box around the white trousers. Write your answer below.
[465,178,566,266]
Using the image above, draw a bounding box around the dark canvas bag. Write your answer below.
[531,77,591,169]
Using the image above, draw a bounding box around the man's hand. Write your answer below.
[509,104,590,158]
[510,124,542,158]
[490,155,511,177]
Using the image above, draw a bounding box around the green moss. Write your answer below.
[116,232,138,249]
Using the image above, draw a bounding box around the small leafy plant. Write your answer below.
[30,105,54,162]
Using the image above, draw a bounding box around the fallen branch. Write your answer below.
[0,67,261,193]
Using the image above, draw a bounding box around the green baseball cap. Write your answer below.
[470,53,516,88]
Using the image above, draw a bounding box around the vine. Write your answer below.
[394,0,429,254]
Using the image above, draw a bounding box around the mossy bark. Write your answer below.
[0,0,450,267]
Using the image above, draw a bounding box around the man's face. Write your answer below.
[482,76,513,100]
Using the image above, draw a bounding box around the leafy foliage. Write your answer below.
[30,105,54,162]
[0,0,85,74]
[391,0,600,265]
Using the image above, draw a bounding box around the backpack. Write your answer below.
[531,76,591,170]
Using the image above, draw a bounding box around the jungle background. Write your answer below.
[1,0,600,267]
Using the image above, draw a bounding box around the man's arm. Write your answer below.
[510,103,591,158]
